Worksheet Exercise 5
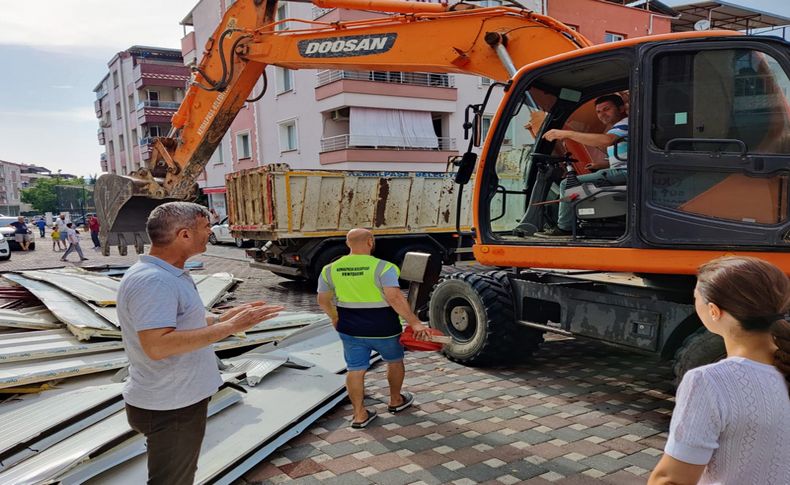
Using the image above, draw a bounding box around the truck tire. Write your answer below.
[310,243,349,282]
[429,272,540,366]
[672,327,726,387]
[482,269,546,348]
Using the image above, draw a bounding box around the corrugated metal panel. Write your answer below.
[0,307,61,331]
[0,386,243,485]
[0,383,122,456]
[0,329,123,363]
[3,274,119,340]
[18,269,120,307]
[0,351,128,390]
[192,272,236,308]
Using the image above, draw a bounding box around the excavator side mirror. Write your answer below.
[454,151,477,185]
[473,110,483,148]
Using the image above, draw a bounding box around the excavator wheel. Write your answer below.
[672,327,726,388]
[429,272,541,366]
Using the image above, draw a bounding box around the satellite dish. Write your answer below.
[694,19,711,31]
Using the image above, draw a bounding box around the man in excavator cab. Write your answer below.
[535,94,629,238]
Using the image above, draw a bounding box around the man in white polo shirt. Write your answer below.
[118,202,283,484]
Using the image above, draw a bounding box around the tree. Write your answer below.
[21,177,86,214]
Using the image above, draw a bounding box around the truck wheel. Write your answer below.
[429,272,540,366]
[482,269,546,348]
[310,243,349,282]
[672,327,726,387]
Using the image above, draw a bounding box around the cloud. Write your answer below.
[50,85,74,90]
[0,0,196,51]
[0,107,96,123]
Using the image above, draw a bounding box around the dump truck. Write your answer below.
[224,164,476,281]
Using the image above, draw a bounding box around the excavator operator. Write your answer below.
[536,94,629,238]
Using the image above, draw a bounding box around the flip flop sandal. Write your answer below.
[388,392,414,413]
[351,409,378,429]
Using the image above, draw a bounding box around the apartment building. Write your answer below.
[94,46,190,176]
[180,0,670,216]
[0,161,23,216]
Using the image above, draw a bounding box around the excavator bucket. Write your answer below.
[95,173,178,257]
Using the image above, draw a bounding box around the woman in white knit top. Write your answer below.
[649,256,790,485]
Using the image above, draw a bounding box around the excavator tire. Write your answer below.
[429,272,541,366]
[672,327,726,388]
[482,269,546,349]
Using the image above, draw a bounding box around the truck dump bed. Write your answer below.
[226,164,473,241]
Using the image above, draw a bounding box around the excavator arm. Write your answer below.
[96,0,590,255]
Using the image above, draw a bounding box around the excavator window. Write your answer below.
[648,48,790,228]
[485,55,634,242]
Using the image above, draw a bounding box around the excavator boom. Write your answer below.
[96,0,588,255]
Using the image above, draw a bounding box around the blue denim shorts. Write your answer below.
[338,333,404,371]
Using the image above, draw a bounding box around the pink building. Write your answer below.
[94,46,191,176]
[179,0,669,216]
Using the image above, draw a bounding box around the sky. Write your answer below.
[0,0,789,177]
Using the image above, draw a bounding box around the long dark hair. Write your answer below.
[696,256,790,394]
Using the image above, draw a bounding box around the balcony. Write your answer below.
[316,70,454,89]
[94,99,103,118]
[100,153,108,172]
[95,88,108,100]
[97,129,106,145]
[100,118,112,128]
[133,61,190,89]
[136,100,180,125]
[139,136,156,161]
[319,135,457,166]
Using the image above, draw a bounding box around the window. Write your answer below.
[279,120,298,152]
[647,48,790,228]
[112,70,119,88]
[480,77,493,87]
[116,102,121,119]
[128,94,134,112]
[276,67,293,94]
[132,129,138,146]
[604,32,625,43]
[147,90,159,101]
[149,126,162,137]
[481,115,513,146]
[119,134,125,151]
[236,132,251,159]
[108,141,114,156]
[210,142,224,165]
[276,3,288,30]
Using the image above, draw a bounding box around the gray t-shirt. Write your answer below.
[118,255,222,410]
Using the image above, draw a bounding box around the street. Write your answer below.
[0,240,674,484]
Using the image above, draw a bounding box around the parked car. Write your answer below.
[71,212,96,228]
[209,217,250,248]
[0,234,10,260]
[0,216,35,251]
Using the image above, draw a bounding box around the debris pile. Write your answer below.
[0,266,355,484]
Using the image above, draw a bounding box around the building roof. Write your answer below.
[610,0,681,17]
[670,1,790,32]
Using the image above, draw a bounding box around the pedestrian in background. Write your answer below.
[35,217,46,238]
[648,256,790,485]
[9,216,31,251]
[317,228,430,429]
[56,214,69,248]
[118,201,283,485]
[88,215,101,249]
[51,225,64,251]
[60,222,87,262]
[209,208,221,226]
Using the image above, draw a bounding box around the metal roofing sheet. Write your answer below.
[0,383,122,456]
[87,366,346,484]
[0,307,61,331]
[0,351,127,390]
[671,1,790,31]
[3,274,118,340]
[18,269,120,307]
[0,386,243,485]
[0,329,123,363]
[192,272,236,308]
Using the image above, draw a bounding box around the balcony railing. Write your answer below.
[100,118,112,128]
[316,70,455,89]
[95,88,108,100]
[137,100,181,110]
[320,134,456,152]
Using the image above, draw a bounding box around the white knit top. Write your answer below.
[665,357,790,485]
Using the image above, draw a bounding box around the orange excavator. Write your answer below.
[96,0,790,382]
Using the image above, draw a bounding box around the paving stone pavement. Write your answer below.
[0,243,677,483]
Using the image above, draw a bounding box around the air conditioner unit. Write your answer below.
[330,108,349,121]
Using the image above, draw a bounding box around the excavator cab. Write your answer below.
[477,36,790,266]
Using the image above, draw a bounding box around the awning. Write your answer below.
[670,1,790,32]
